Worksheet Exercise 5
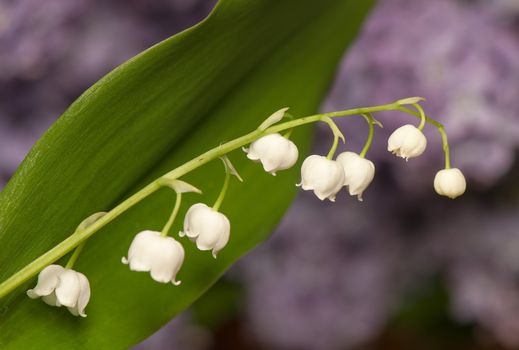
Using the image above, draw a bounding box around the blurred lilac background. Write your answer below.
[1,0,519,349]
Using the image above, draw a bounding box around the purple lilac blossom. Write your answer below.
[241,195,404,349]
[420,204,519,348]
[133,313,213,350]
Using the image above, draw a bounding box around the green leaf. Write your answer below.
[0,0,374,348]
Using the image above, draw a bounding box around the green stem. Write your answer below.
[0,100,446,299]
[437,127,451,169]
[64,243,85,269]
[161,193,182,237]
[213,171,231,211]
[322,117,344,160]
[359,114,374,158]
[327,133,339,160]
[413,103,426,130]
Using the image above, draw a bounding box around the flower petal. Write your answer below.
[211,217,231,258]
[41,291,60,307]
[124,230,158,271]
[26,264,65,299]
[71,272,91,317]
[150,237,185,284]
[55,269,81,308]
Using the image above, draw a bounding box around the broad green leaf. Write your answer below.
[0,0,374,348]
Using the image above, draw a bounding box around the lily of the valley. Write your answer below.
[336,152,375,201]
[181,203,230,258]
[434,168,466,199]
[387,124,427,160]
[27,264,90,317]
[122,230,184,285]
[244,133,299,175]
[298,155,345,201]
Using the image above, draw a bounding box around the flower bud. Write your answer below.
[181,203,230,258]
[122,230,184,285]
[244,133,299,175]
[387,124,427,160]
[298,155,345,201]
[434,168,466,199]
[336,152,375,201]
[27,265,91,317]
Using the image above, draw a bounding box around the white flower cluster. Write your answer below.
[122,202,231,285]
[26,107,467,317]
[388,124,466,198]
[298,152,375,202]
[297,123,465,202]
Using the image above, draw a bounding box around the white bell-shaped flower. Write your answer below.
[244,133,299,175]
[387,124,427,160]
[27,264,90,317]
[434,168,466,199]
[298,155,345,201]
[336,152,375,201]
[122,230,184,285]
[181,203,230,258]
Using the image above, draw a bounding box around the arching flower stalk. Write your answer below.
[0,97,467,316]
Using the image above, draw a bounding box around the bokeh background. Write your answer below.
[1,0,519,349]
